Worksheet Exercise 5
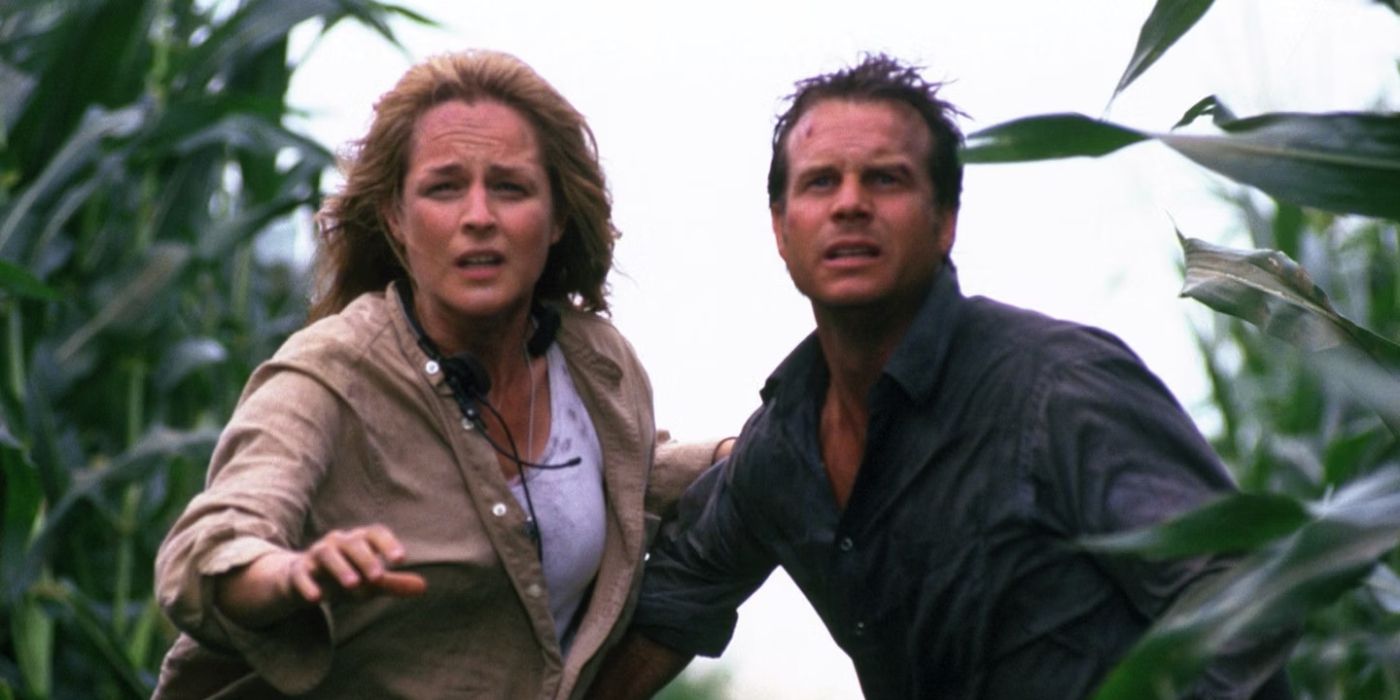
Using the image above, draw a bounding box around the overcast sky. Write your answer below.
[287,2,1400,696]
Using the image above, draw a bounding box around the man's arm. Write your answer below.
[1038,344,1296,696]
[585,631,694,700]
[589,447,777,696]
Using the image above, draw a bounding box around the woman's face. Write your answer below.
[386,99,561,345]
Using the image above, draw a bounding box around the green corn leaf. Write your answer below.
[0,104,147,253]
[1179,235,1400,435]
[0,416,18,450]
[1172,94,1237,130]
[323,0,436,45]
[55,242,191,364]
[155,338,229,391]
[0,259,59,301]
[183,0,349,90]
[10,591,53,698]
[0,59,36,135]
[125,597,161,667]
[0,448,44,601]
[965,110,1400,221]
[1112,0,1215,100]
[197,194,317,261]
[172,112,332,163]
[1161,112,1400,221]
[1365,565,1400,614]
[1080,492,1310,559]
[42,581,150,697]
[3,426,219,602]
[1093,468,1400,700]
[962,113,1147,163]
[1179,236,1375,353]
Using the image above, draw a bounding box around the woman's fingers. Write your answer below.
[339,532,387,582]
[362,524,407,565]
[375,571,428,597]
[287,556,324,604]
[308,535,363,589]
[300,525,424,600]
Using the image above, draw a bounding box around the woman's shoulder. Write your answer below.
[556,307,631,355]
[267,291,399,378]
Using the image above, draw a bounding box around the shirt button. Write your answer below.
[838,537,854,552]
[461,417,474,431]
[526,583,543,598]
[424,360,440,375]
[853,621,866,637]
[491,503,508,517]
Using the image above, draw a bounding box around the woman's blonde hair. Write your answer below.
[309,49,616,321]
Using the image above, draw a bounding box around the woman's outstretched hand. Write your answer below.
[215,524,428,628]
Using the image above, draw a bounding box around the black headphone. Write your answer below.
[396,282,580,552]
[397,282,574,465]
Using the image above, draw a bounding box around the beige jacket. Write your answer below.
[153,284,713,699]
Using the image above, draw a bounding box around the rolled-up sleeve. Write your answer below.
[631,454,777,657]
[648,435,726,522]
[154,366,343,694]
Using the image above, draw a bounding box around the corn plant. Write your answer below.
[0,1,421,697]
[963,1,1400,697]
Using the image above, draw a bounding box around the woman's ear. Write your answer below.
[380,200,403,246]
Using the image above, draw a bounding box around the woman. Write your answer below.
[153,50,721,698]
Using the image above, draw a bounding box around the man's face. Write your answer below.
[772,99,956,315]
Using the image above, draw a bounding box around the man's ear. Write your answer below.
[936,208,959,259]
[771,203,789,262]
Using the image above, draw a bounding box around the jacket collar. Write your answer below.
[386,281,621,390]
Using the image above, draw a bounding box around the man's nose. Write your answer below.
[831,179,871,220]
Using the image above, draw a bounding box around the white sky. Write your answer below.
[286,1,1400,697]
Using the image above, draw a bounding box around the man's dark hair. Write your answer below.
[767,53,965,213]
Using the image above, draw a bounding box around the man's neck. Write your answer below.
[813,300,917,406]
[812,298,919,510]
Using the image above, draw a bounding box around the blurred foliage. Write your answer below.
[7,0,1393,697]
[657,667,732,700]
[0,0,420,697]
[1186,200,1400,700]
[966,0,1400,698]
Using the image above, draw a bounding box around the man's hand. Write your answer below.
[215,524,427,628]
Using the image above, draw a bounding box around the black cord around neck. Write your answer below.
[395,282,580,558]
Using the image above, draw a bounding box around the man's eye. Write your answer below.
[805,174,837,190]
[869,171,901,186]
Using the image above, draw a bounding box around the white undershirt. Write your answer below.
[507,343,605,653]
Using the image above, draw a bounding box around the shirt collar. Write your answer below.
[883,262,964,404]
[759,263,966,409]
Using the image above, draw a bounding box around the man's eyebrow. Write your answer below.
[866,158,917,171]
[793,163,839,177]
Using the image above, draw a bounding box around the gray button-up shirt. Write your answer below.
[634,267,1291,699]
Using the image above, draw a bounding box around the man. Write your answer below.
[589,54,1292,699]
